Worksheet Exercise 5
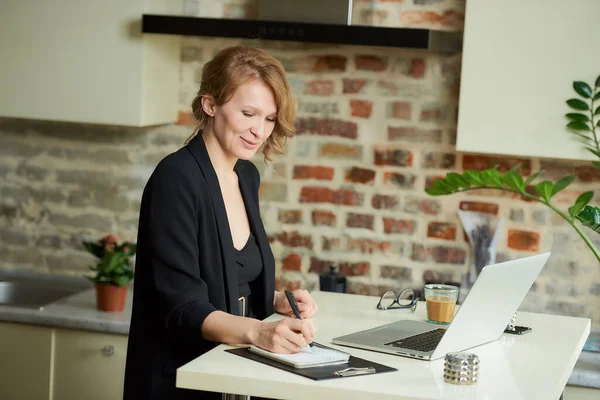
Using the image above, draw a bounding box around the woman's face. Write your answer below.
[210,80,277,161]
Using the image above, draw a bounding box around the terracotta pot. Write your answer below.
[95,283,128,312]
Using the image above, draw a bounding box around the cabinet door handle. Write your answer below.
[102,345,114,356]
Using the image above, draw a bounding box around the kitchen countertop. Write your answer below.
[0,286,598,389]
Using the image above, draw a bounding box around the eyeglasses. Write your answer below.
[376,288,419,311]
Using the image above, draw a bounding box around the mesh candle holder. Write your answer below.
[443,352,480,385]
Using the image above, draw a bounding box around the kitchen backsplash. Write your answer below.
[1,0,599,327]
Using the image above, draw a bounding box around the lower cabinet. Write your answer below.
[0,322,128,400]
[53,328,128,400]
[0,322,53,400]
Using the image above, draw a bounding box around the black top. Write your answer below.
[236,232,263,299]
[124,134,275,400]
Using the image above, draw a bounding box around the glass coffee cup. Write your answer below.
[424,284,459,325]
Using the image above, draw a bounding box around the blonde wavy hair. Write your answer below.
[185,46,297,162]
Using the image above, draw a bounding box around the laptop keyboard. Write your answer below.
[385,328,446,352]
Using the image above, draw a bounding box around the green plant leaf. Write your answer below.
[83,242,104,258]
[433,179,457,193]
[568,191,594,217]
[508,164,521,173]
[524,170,544,186]
[113,275,130,287]
[566,99,590,110]
[595,105,600,116]
[446,172,470,188]
[586,147,600,158]
[535,181,554,203]
[596,75,600,88]
[502,171,525,192]
[425,187,449,196]
[566,113,590,122]
[481,169,504,187]
[463,170,484,186]
[592,161,600,172]
[575,205,600,233]
[551,176,575,196]
[573,81,593,98]
[570,131,594,142]
[594,92,600,101]
[567,121,591,131]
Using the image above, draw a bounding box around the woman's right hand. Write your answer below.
[252,318,314,354]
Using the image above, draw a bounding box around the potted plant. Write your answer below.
[425,76,600,262]
[83,234,136,312]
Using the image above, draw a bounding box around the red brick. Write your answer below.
[420,104,445,123]
[343,78,368,94]
[292,55,347,72]
[345,167,376,185]
[507,229,540,252]
[282,253,302,271]
[404,197,442,215]
[350,99,373,118]
[383,218,416,234]
[383,172,416,189]
[355,55,387,71]
[400,10,465,30]
[273,231,313,249]
[296,118,358,139]
[293,165,335,180]
[409,58,426,78]
[388,126,442,143]
[339,261,370,276]
[422,152,456,169]
[319,143,362,159]
[374,148,413,167]
[258,183,287,202]
[275,278,303,292]
[300,187,364,206]
[411,243,427,262]
[309,257,333,274]
[312,210,337,227]
[304,80,335,96]
[428,246,466,264]
[462,154,531,175]
[278,210,303,224]
[346,238,398,255]
[348,282,392,296]
[346,213,374,230]
[422,270,454,284]
[380,265,412,281]
[540,161,600,183]
[427,222,457,240]
[459,201,499,215]
[389,102,412,120]
[322,237,342,251]
[176,111,196,126]
[372,194,399,210]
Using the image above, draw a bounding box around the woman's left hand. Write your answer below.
[274,289,319,319]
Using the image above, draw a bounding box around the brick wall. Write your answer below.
[1,0,599,326]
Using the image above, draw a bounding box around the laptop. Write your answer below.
[332,252,550,360]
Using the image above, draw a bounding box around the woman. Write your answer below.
[124,46,319,399]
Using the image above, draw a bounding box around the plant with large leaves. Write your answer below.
[426,75,600,263]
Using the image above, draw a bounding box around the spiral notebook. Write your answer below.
[248,342,350,368]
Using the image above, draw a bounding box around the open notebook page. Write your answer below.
[249,342,350,369]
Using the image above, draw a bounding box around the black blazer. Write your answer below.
[123,134,275,400]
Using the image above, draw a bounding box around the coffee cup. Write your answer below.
[424,284,459,325]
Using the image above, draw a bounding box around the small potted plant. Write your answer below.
[83,234,136,312]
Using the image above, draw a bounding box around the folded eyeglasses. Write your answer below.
[376,288,419,311]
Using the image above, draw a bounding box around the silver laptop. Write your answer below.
[332,253,550,360]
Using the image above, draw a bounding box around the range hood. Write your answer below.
[142,0,461,52]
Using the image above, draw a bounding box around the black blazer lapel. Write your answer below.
[237,164,275,319]
[186,134,239,315]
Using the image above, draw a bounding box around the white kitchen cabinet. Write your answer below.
[0,0,180,127]
[0,322,53,400]
[456,0,600,161]
[53,328,128,400]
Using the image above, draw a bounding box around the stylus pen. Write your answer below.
[284,290,315,348]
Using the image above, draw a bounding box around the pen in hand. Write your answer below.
[284,290,314,348]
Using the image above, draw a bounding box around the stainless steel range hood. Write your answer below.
[142,0,461,52]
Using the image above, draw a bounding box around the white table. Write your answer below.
[177,291,591,400]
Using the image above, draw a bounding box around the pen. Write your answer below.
[284,290,314,348]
